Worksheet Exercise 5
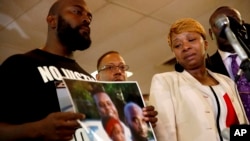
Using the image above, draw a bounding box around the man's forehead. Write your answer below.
[210,9,240,25]
[95,92,110,100]
[58,0,88,10]
[129,104,141,112]
[214,8,240,18]
[101,54,125,64]
[59,0,86,5]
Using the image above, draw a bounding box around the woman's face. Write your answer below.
[171,31,208,70]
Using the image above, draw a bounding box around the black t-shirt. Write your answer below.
[0,49,95,124]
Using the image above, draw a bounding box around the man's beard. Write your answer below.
[129,126,148,141]
[57,15,91,51]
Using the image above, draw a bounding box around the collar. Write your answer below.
[218,49,237,61]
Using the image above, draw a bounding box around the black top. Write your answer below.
[0,49,94,125]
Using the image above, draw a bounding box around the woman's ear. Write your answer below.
[47,15,57,29]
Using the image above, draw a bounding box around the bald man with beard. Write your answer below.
[0,0,93,140]
[124,102,149,141]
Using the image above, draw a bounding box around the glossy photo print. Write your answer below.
[56,78,157,141]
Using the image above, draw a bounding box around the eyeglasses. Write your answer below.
[98,65,129,72]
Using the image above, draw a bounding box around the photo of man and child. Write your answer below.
[56,78,156,141]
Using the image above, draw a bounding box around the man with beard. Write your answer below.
[0,0,94,140]
[124,102,150,141]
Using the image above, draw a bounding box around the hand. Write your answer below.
[37,112,85,141]
[142,105,158,128]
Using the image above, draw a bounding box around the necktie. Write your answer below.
[230,54,239,80]
[229,54,250,121]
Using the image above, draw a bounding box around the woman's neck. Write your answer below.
[187,68,219,86]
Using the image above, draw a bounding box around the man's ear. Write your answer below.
[47,15,57,29]
[208,28,213,40]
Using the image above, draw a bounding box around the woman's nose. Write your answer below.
[182,42,191,50]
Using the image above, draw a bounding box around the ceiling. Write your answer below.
[0,0,250,94]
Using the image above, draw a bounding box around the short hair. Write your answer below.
[212,6,232,14]
[96,51,120,70]
[48,0,61,16]
[167,18,206,48]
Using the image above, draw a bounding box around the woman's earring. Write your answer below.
[175,62,184,72]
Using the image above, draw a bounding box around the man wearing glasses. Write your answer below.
[96,50,129,81]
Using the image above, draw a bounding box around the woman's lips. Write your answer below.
[184,53,195,60]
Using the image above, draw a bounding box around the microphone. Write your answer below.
[215,14,249,81]
[215,14,248,61]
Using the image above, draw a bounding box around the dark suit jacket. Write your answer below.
[206,51,230,77]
